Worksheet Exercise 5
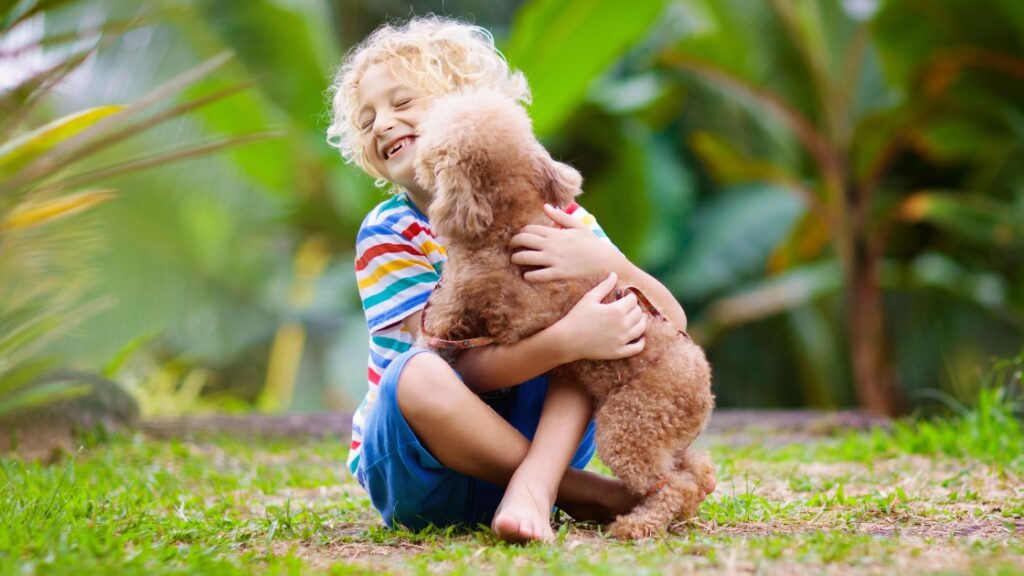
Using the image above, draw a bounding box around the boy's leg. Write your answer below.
[491,372,591,541]
[396,353,633,540]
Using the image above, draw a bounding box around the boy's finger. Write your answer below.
[510,251,551,267]
[509,233,546,250]
[586,272,617,300]
[624,305,643,324]
[518,224,554,237]
[523,268,557,283]
[625,315,647,341]
[618,338,645,357]
[543,203,586,229]
[614,293,638,311]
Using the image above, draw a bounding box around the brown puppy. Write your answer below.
[414,89,715,539]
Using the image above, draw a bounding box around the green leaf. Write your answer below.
[1,0,79,33]
[577,122,656,262]
[196,0,333,131]
[690,130,795,186]
[0,106,123,178]
[668,0,827,124]
[874,0,1024,92]
[506,0,669,136]
[0,49,94,137]
[910,118,1004,163]
[0,313,61,363]
[901,191,1024,250]
[0,380,92,417]
[638,129,695,267]
[766,211,832,272]
[785,305,844,408]
[1,53,238,195]
[33,130,283,195]
[101,332,158,380]
[0,0,20,29]
[588,72,670,115]
[183,78,295,195]
[1,189,116,231]
[0,358,56,395]
[668,185,807,299]
[699,260,845,332]
[899,252,1011,310]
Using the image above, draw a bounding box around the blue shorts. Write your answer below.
[355,348,596,530]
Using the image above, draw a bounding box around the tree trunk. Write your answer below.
[847,237,904,416]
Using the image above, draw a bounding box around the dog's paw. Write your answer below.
[680,448,717,498]
[608,514,662,540]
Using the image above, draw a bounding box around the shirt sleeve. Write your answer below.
[565,201,617,248]
[355,223,440,334]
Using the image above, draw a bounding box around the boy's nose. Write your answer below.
[373,114,397,137]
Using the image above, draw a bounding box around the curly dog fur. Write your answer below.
[414,89,715,539]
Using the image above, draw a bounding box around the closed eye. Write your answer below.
[360,117,374,132]
[395,98,413,108]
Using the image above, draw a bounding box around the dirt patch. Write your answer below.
[265,523,1024,576]
[688,517,1020,539]
[270,539,430,572]
[0,421,76,462]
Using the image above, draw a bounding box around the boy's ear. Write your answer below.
[427,154,494,239]
[536,157,582,208]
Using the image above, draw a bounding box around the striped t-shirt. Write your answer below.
[348,192,610,475]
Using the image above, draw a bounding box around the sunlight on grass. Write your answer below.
[1,387,1021,574]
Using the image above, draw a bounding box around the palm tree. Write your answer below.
[658,0,1024,415]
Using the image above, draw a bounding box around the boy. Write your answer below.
[327,16,706,542]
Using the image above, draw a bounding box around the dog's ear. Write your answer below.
[427,154,494,240]
[535,156,582,208]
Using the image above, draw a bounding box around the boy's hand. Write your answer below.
[509,204,625,282]
[554,273,647,362]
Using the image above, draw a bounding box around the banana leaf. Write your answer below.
[668,184,806,300]
[901,190,1024,250]
[506,0,669,137]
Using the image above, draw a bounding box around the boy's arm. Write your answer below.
[402,272,647,393]
[511,204,688,332]
[402,310,569,390]
[453,325,573,392]
[610,259,687,332]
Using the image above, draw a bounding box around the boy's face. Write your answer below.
[357,63,433,196]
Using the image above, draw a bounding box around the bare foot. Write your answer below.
[557,473,639,523]
[491,479,555,543]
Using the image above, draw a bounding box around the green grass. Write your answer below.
[1,389,1022,575]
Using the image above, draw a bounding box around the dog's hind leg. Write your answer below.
[673,446,716,517]
[608,469,702,540]
[594,385,680,539]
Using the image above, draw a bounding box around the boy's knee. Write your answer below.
[395,353,460,421]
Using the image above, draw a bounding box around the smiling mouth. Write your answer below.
[385,136,416,159]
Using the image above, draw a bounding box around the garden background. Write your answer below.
[1,0,1022,574]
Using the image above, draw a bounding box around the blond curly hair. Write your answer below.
[326,16,531,186]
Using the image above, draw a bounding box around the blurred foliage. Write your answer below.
[646,0,1024,414]
[0,0,278,417]
[1,0,1021,416]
